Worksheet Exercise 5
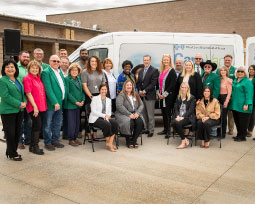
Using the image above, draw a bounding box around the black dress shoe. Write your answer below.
[148,133,153,137]
[232,136,238,140]
[158,130,167,135]
[141,130,149,134]
[165,132,170,139]
[234,138,246,142]
[253,138,255,140]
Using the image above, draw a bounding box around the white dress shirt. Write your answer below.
[52,67,65,100]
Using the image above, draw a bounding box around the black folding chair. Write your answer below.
[167,123,194,147]
[83,104,118,152]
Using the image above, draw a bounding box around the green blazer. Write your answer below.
[203,72,220,99]
[41,62,49,71]
[41,67,67,110]
[216,65,236,81]
[64,75,85,109]
[229,77,253,113]
[0,75,26,114]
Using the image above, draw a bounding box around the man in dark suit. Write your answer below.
[137,55,159,137]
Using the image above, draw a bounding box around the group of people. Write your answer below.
[0,47,254,162]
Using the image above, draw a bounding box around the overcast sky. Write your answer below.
[0,0,172,21]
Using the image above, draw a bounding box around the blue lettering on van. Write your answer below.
[174,45,185,50]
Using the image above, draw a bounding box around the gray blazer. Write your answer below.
[115,93,145,135]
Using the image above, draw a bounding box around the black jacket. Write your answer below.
[159,68,177,108]
[172,95,196,130]
[176,72,203,100]
[137,65,159,100]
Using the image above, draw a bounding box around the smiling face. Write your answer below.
[100,85,108,96]
[143,56,151,67]
[19,52,30,67]
[49,55,60,70]
[125,81,133,94]
[249,66,255,77]
[224,57,232,68]
[180,83,188,95]
[4,63,16,78]
[33,50,44,62]
[204,64,212,74]
[220,69,227,77]
[237,69,245,79]
[194,54,202,66]
[104,61,113,71]
[123,64,131,75]
[203,88,211,99]
[29,65,40,76]
[162,56,170,67]
[90,57,98,70]
[184,61,193,73]
[70,67,79,78]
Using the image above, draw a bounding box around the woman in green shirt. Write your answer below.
[0,60,26,161]
[229,67,254,142]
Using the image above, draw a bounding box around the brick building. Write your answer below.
[47,0,254,41]
[0,14,105,67]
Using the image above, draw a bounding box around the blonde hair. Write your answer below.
[181,60,195,77]
[160,54,175,73]
[103,58,114,69]
[68,63,82,75]
[121,80,141,105]
[218,66,229,77]
[178,82,191,101]
[27,60,41,75]
[235,66,248,78]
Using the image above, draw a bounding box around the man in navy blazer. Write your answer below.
[137,55,159,137]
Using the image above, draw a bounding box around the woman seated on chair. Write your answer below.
[115,80,144,148]
[171,82,196,149]
[89,84,118,152]
[196,86,221,148]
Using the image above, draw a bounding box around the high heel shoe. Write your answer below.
[185,138,190,147]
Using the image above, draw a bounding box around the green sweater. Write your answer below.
[41,67,67,110]
[229,77,253,113]
[203,72,221,99]
[0,75,26,114]
[64,75,85,109]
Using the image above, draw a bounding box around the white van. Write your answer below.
[69,32,244,76]
[246,37,255,66]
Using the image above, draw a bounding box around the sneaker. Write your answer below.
[18,143,25,149]
[52,142,64,148]
[44,144,55,151]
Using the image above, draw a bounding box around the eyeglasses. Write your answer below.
[51,60,60,63]
[195,58,202,60]
[204,65,212,69]
[237,70,244,73]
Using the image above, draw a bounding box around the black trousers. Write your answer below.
[248,106,255,132]
[232,110,251,140]
[171,118,190,140]
[111,99,116,113]
[67,109,81,140]
[218,94,228,137]
[85,93,99,133]
[1,111,23,157]
[197,119,219,142]
[160,101,171,133]
[93,118,118,137]
[29,111,44,148]
[126,117,144,146]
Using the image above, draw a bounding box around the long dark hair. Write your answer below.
[87,56,103,74]
[202,86,214,102]
[121,80,141,105]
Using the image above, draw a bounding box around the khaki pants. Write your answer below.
[227,110,235,132]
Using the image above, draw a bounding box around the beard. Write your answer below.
[20,60,29,67]
[81,56,88,61]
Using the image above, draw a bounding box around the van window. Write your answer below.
[88,48,108,62]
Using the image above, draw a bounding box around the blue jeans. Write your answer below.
[62,109,68,139]
[19,111,31,144]
[43,109,62,145]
